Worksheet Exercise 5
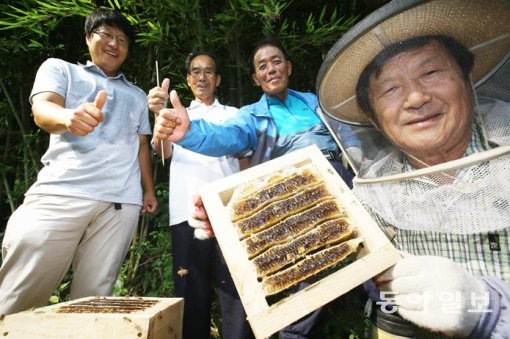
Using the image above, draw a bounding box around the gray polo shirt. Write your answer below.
[27,58,151,205]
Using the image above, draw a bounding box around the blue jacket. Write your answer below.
[178,89,359,166]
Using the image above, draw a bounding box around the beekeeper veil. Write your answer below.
[316,0,510,234]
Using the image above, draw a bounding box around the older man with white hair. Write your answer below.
[316,0,510,337]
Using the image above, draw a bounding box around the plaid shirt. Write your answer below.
[371,122,510,282]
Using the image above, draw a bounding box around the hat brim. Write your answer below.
[316,0,510,125]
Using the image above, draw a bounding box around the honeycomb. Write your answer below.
[228,164,362,296]
[56,297,159,314]
[262,239,363,295]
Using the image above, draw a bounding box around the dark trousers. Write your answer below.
[279,159,354,339]
[171,222,254,339]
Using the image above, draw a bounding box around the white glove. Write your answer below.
[375,255,489,337]
[188,194,214,240]
[188,215,210,240]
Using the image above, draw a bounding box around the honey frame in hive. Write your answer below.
[0,296,183,339]
[200,145,400,339]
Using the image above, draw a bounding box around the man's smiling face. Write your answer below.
[252,45,292,101]
[368,42,473,165]
[86,24,129,77]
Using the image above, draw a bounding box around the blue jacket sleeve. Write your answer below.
[177,108,258,157]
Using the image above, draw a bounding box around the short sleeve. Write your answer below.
[30,58,68,104]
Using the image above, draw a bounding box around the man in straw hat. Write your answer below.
[316,0,510,337]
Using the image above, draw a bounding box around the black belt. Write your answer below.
[322,150,342,162]
[371,307,416,337]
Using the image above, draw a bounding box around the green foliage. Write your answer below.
[0,0,389,336]
[48,272,72,305]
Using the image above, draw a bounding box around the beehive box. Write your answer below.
[0,296,183,339]
[200,144,400,338]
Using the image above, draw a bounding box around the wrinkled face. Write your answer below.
[186,55,220,105]
[368,42,473,164]
[252,45,292,101]
[86,24,129,77]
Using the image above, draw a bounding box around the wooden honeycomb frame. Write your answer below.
[0,296,183,339]
[200,145,400,338]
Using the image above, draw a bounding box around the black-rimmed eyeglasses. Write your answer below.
[93,30,129,48]
[189,70,216,78]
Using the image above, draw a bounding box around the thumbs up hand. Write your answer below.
[65,90,107,136]
[153,90,190,143]
[147,78,170,114]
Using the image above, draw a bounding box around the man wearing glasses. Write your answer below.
[147,52,252,339]
[0,9,157,315]
[92,30,130,48]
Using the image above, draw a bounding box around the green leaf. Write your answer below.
[28,39,43,48]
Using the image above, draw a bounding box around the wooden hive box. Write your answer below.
[200,144,400,338]
[0,296,183,339]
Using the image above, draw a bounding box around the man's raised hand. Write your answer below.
[66,90,106,136]
[147,78,170,114]
[153,90,190,143]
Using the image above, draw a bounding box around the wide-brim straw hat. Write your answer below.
[316,0,510,125]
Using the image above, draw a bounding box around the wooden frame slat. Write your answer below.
[201,145,400,338]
